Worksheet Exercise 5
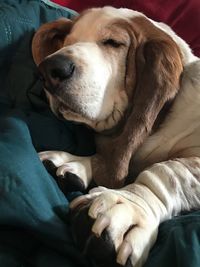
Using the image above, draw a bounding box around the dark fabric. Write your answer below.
[53,0,200,57]
[0,1,200,267]
[145,211,200,267]
[0,115,81,267]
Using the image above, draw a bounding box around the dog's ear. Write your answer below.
[121,37,183,169]
[128,37,183,133]
[32,18,73,65]
[93,34,183,188]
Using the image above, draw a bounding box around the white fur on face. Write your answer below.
[47,41,129,131]
[46,11,131,131]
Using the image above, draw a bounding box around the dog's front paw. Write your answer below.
[70,187,159,267]
[39,151,92,193]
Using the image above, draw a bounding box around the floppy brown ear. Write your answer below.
[32,18,73,66]
[92,36,183,188]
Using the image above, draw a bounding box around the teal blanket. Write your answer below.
[0,1,199,267]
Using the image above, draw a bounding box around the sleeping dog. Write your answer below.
[32,6,200,267]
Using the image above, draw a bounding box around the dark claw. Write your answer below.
[57,172,86,193]
[70,202,95,251]
[42,159,57,177]
[87,230,119,267]
[42,160,85,193]
[70,204,124,267]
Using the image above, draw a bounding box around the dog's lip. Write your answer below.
[58,100,77,114]
[59,102,71,113]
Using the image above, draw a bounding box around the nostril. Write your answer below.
[50,62,75,81]
[51,68,64,80]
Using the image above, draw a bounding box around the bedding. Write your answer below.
[0,0,200,267]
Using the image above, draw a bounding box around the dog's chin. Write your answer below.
[58,102,75,115]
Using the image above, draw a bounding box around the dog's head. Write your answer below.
[32,6,183,134]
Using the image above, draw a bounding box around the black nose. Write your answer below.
[38,54,75,94]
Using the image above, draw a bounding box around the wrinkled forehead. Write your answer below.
[69,7,144,41]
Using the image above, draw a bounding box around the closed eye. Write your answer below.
[102,38,124,48]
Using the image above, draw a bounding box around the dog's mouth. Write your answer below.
[56,99,79,118]
[44,90,78,120]
[58,101,73,113]
[51,96,90,125]
[44,87,77,116]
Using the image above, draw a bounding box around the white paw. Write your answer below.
[70,187,160,267]
[39,151,92,190]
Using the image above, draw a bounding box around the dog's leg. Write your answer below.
[39,151,92,192]
[70,157,200,267]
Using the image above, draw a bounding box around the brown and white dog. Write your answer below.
[32,6,200,267]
